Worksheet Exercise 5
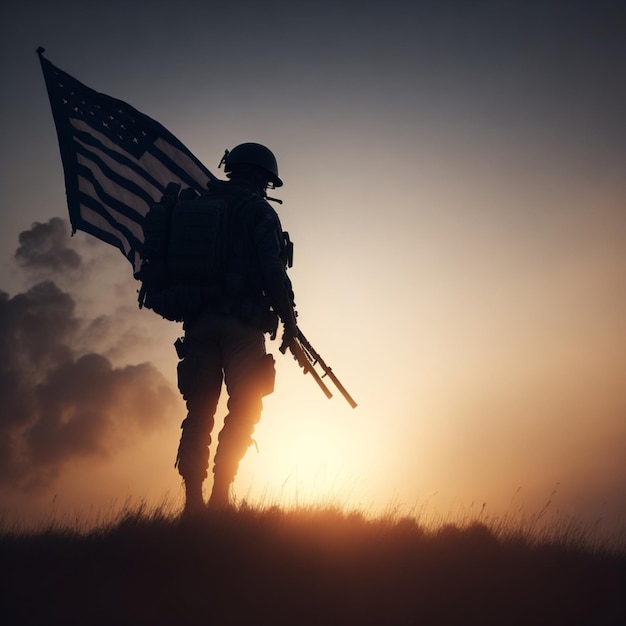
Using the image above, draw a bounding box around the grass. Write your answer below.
[1,499,624,626]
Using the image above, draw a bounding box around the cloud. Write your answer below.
[14,217,82,275]
[0,219,178,490]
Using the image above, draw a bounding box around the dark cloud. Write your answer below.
[0,219,178,490]
[14,217,82,275]
[0,281,76,374]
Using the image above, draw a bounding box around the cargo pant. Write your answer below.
[175,313,274,488]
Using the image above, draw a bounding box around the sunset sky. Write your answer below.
[1,0,625,542]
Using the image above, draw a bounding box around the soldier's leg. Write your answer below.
[176,331,223,514]
[209,319,270,508]
[210,386,263,507]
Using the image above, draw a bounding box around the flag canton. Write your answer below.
[50,65,156,159]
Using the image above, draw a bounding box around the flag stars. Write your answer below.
[43,58,159,160]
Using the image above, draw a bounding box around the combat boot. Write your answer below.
[207,476,232,511]
[182,478,205,517]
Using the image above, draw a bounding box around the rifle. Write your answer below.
[280,329,357,408]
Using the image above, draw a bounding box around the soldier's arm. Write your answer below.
[254,209,298,335]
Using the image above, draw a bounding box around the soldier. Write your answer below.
[173,143,298,514]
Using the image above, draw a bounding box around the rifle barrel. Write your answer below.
[324,368,358,408]
[297,331,357,409]
[306,362,334,400]
[291,340,333,399]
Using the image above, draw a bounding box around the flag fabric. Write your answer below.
[37,48,216,272]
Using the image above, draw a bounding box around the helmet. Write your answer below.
[222,142,283,188]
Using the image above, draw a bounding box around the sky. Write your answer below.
[1,0,625,543]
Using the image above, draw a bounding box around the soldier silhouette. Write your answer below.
[154,143,298,514]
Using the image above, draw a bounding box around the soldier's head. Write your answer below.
[220,143,283,189]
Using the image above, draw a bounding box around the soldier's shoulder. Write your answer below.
[244,194,278,218]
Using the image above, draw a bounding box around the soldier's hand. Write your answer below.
[279,322,298,354]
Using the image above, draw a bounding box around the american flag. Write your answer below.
[38,48,216,272]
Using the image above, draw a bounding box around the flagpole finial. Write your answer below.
[36,47,46,56]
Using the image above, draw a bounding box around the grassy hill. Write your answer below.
[1,503,624,625]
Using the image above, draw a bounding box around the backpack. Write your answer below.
[137,184,249,322]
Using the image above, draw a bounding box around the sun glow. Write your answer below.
[227,363,368,508]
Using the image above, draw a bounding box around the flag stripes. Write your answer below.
[38,49,216,271]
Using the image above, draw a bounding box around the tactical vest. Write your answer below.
[137,189,279,332]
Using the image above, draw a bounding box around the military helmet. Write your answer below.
[222,142,283,188]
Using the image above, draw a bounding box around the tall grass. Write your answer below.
[1,498,624,625]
